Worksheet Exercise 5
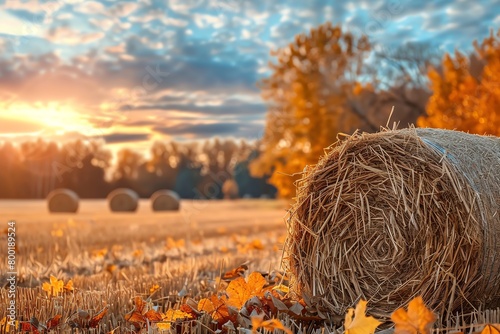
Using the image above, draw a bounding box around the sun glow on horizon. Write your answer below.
[0,102,102,137]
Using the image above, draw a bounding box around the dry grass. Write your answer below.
[284,127,500,322]
[0,200,287,333]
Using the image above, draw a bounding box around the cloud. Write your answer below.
[153,121,263,139]
[102,133,151,144]
[75,1,106,15]
[121,98,266,116]
[110,2,139,17]
[47,26,104,45]
[0,0,498,145]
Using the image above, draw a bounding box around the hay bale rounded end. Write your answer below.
[107,188,139,212]
[151,190,180,211]
[284,127,500,320]
[47,188,79,213]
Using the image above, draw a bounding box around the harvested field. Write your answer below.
[0,199,289,333]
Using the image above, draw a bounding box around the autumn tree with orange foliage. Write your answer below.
[418,29,500,135]
[251,22,372,197]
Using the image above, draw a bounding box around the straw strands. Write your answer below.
[284,127,500,320]
[107,188,139,212]
[151,190,180,211]
[47,188,79,213]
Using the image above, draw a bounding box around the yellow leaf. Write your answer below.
[157,322,171,331]
[345,300,381,334]
[150,284,160,294]
[272,284,290,294]
[166,237,185,250]
[0,317,17,332]
[391,296,436,334]
[251,316,292,334]
[42,275,64,297]
[156,309,192,331]
[162,309,192,321]
[226,272,267,308]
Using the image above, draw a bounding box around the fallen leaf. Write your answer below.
[64,280,74,292]
[150,284,161,295]
[222,264,248,281]
[345,300,381,334]
[42,275,64,297]
[125,296,162,330]
[226,272,267,309]
[391,296,436,334]
[46,314,62,330]
[198,294,235,327]
[251,316,292,334]
[481,324,500,334]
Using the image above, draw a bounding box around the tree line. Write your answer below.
[2,24,498,199]
[252,23,500,197]
[0,138,277,199]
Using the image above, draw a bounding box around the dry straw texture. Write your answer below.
[47,188,79,213]
[107,188,139,212]
[151,189,180,211]
[284,127,500,320]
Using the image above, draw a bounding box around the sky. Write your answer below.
[0,0,499,156]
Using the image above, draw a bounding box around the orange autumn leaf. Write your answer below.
[150,284,161,295]
[248,239,265,250]
[42,275,64,297]
[198,294,233,326]
[166,237,185,250]
[64,280,74,292]
[92,248,108,258]
[251,316,292,334]
[222,264,248,281]
[145,309,163,322]
[344,300,381,334]
[106,264,118,274]
[158,308,194,329]
[88,307,108,328]
[125,296,162,329]
[46,314,62,330]
[20,320,40,334]
[391,296,436,334]
[226,272,267,308]
[481,324,500,334]
[179,303,199,319]
[66,308,107,330]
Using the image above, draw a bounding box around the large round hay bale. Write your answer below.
[47,188,79,213]
[151,190,180,211]
[222,179,239,199]
[285,128,500,320]
[107,188,139,212]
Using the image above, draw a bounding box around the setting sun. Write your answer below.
[0,102,97,136]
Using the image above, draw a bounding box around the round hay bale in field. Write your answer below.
[47,188,79,213]
[222,179,239,199]
[151,190,180,211]
[284,127,500,320]
[107,188,139,212]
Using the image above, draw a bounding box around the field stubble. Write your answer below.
[0,199,288,333]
